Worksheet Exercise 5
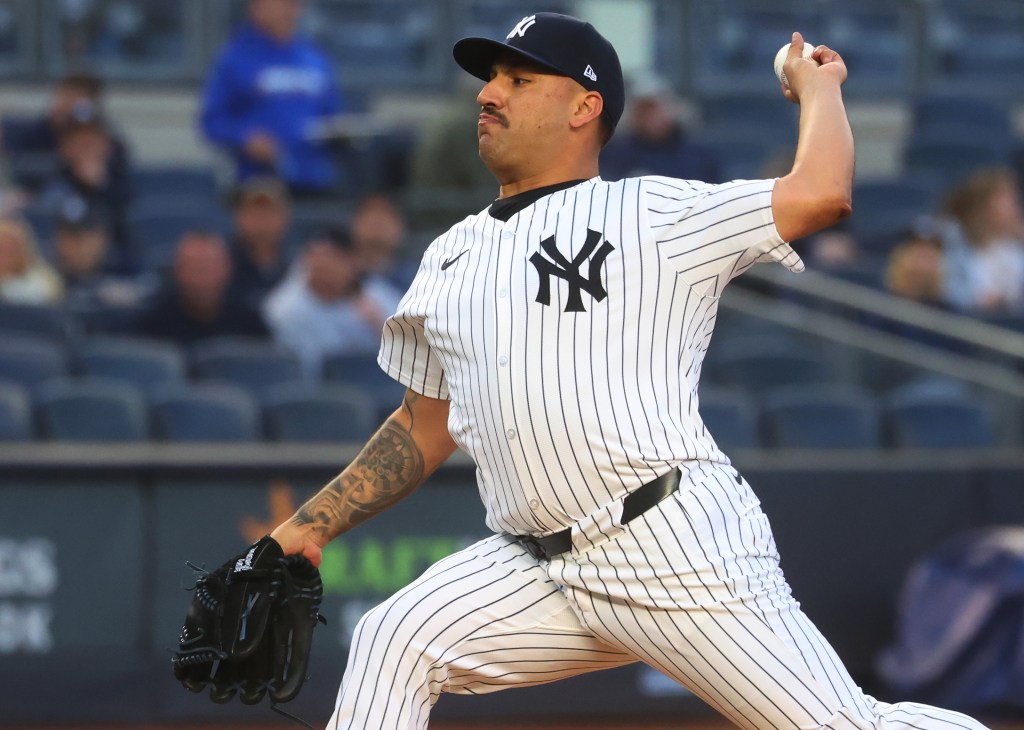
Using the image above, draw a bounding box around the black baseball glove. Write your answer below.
[172,535,325,706]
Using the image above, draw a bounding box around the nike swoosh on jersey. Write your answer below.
[441,251,469,270]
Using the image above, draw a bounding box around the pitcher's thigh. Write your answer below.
[329,534,633,730]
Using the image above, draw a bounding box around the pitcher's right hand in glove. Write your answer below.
[172,535,325,705]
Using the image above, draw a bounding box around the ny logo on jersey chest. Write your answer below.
[529,229,615,313]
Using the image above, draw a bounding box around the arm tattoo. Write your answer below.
[289,392,425,541]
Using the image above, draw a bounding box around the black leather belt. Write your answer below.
[517,467,682,560]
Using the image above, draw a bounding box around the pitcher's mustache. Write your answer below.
[480,106,509,127]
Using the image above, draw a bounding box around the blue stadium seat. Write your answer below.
[717,343,832,391]
[948,39,1024,85]
[700,99,798,141]
[37,378,149,442]
[0,335,69,392]
[150,384,261,442]
[904,141,1006,187]
[78,337,186,395]
[323,353,405,420]
[127,209,230,270]
[761,385,881,449]
[132,166,218,200]
[0,381,32,441]
[849,179,938,254]
[128,194,221,222]
[699,389,759,450]
[190,338,304,396]
[0,303,76,343]
[909,123,1012,157]
[885,392,995,448]
[264,384,378,443]
[911,96,1013,141]
[695,125,784,182]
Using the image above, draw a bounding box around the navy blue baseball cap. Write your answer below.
[453,12,625,130]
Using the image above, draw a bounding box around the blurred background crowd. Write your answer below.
[0,0,1021,447]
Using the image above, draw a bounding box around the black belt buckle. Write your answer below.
[518,535,549,561]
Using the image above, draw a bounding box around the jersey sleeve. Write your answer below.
[643,176,804,295]
[377,259,450,401]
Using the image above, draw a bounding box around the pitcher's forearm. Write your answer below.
[791,83,854,208]
[287,391,455,544]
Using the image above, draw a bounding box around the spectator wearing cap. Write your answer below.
[600,74,720,184]
[263,227,403,378]
[200,0,345,196]
[227,175,292,308]
[135,229,267,345]
[5,73,132,195]
[54,195,151,313]
[38,109,134,266]
[0,217,63,305]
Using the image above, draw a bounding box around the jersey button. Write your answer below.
[497,288,507,298]
[506,428,517,440]
[528,499,539,509]
[502,231,513,240]
[498,355,508,366]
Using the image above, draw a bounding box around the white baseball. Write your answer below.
[774,40,817,87]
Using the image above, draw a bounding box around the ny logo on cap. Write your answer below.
[507,15,537,39]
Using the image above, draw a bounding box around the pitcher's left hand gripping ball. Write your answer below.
[172,535,326,705]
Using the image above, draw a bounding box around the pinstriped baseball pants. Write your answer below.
[328,464,988,730]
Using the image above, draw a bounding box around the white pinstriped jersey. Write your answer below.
[378,176,803,536]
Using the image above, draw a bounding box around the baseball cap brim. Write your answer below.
[453,37,568,83]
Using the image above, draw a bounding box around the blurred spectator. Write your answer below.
[6,73,132,193]
[886,233,946,306]
[37,110,134,264]
[264,227,403,377]
[0,217,63,305]
[806,230,860,268]
[136,230,267,344]
[940,168,1024,314]
[200,0,345,196]
[54,195,150,311]
[227,175,292,308]
[349,194,417,290]
[600,74,720,183]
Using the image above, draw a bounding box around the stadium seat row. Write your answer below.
[702,384,999,450]
[0,334,404,418]
[0,378,390,443]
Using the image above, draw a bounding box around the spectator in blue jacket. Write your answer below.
[200,0,344,196]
